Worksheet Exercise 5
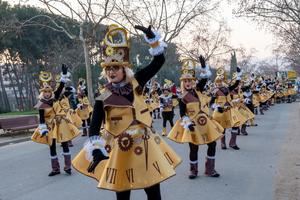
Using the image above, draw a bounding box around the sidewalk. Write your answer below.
[0,131,32,147]
[274,102,300,200]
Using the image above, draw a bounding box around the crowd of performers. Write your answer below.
[31,24,298,200]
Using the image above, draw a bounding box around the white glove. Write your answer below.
[180,116,193,130]
[84,136,108,162]
[144,31,167,56]
[77,103,83,109]
[38,124,49,137]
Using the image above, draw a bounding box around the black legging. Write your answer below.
[116,184,161,200]
[189,141,217,161]
[82,118,91,128]
[162,111,174,128]
[50,139,69,156]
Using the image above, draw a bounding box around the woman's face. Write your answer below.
[105,66,125,83]
[183,79,193,90]
[43,91,52,99]
[215,80,223,87]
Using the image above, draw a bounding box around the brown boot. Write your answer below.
[63,153,72,175]
[48,156,60,176]
[221,135,227,150]
[189,162,198,179]
[229,128,240,150]
[205,157,220,177]
[241,124,248,135]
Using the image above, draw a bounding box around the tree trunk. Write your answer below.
[6,64,20,110]
[11,64,25,111]
[79,25,94,104]
[0,67,11,112]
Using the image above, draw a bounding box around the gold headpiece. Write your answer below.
[214,67,226,83]
[180,59,196,81]
[163,79,173,89]
[101,24,130,68]
[39,71,53,92]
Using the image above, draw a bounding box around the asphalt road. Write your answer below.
[0,102,299,200]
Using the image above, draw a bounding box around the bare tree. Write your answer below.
[234,0,300,72]
[110,0,220,43]
[177,21,234,63]
[20,0,116,103]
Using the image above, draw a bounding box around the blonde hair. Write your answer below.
[180,79,196,93]
[100,67,134,83]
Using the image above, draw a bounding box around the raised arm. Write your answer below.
[54,64,69,100]
[229,67,242,92]
[135,54,165,88]
[195,55,211,92]
[134,25,166,88]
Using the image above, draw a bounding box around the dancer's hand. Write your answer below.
[198,55,206,69]
[134,25,155,39]
[62,64,68,75]
[87,149,109,173]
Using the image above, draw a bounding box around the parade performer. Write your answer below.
[168,57,224,179]
[229,73,254,135]
[150,81,162,119]
[72,24,181,200]
[241,76,257,127]
[76,78,93,136]
[160,80,175,136]
[31,65,80,176]
[211,67,242,150]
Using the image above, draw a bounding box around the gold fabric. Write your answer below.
[104,79,152,136]
[168,113,223,145]
[72,125,181,192]
[212,94,240,128]
[31,100,80,146]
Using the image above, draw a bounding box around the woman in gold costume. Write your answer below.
[72,24,181,200]
[211,67,242,150]
[168,56,223,179]
[32,65,80,176]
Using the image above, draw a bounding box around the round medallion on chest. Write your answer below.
[117,133,134,151]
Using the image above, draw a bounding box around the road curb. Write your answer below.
[0,136,31,147]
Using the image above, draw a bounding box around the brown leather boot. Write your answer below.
[189,162,198,179]
[205,157,220,177]
[229,128,240,150]
[48,156,60,176]
[63,153,72,175]
[221,135,227,150]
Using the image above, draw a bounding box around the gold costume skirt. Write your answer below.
[67,110,82,128]
[212,107,240,128]
[238,104,255,121]
[168,113,224,145]
[72,125,182,192]
[31,117,80,146]
[252,94,260,107]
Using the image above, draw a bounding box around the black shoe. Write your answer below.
[189,174,198,179]
[230,145,240,150]
[210,171,220,178]
[48,171,60,177]
[64,168,72,175]
[221,146,227,150]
